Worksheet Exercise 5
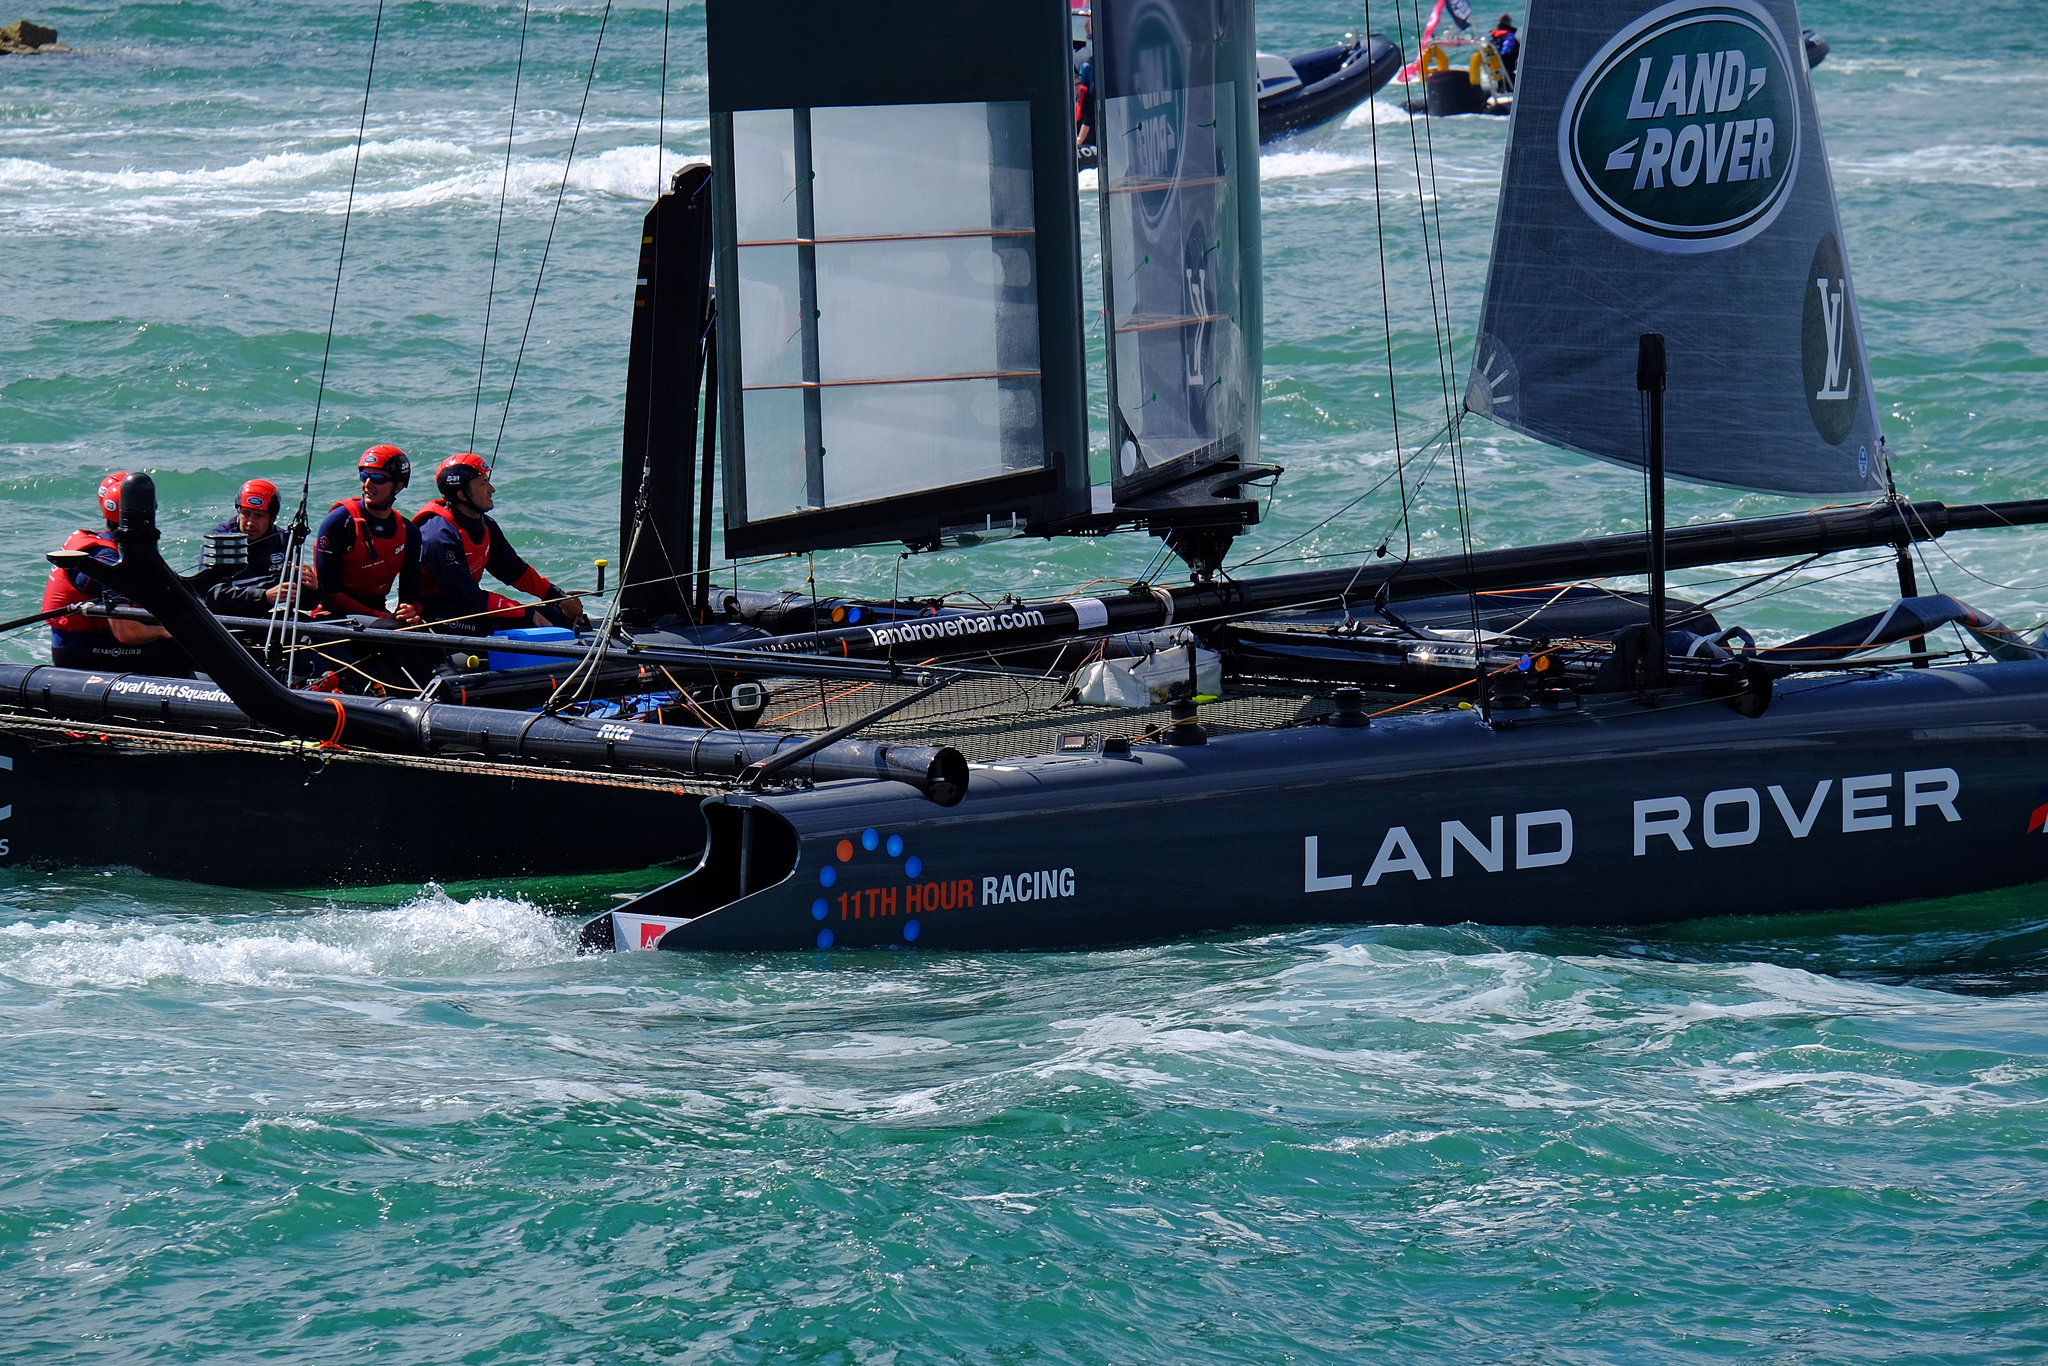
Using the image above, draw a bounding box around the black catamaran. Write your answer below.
[8,0,2048,951]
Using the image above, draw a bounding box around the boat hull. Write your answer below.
[0,722,704,887]
[1259,35,1402,143]
[605,659,2048,951]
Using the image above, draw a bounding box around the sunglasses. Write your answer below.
[361,471,394,484]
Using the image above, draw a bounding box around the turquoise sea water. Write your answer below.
[5,1,2048,1359]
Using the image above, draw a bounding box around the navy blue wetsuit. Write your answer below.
[314,500,421,618]
[413,501,566,631]
[201,516,294,616]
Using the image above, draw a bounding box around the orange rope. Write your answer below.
[321,695,348,749]
[1367,645,1566,720]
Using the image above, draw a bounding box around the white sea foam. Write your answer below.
[1837,143,2048,191]
[1343,98,1415,128]
[1259,146,1377,180]
[0,137,704,230]
[0,885,575,989]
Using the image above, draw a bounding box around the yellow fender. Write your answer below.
[1418,45,1451,79]
[1470,45,1506,88]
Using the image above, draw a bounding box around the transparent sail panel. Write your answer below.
[733,244,804,387]
[730,110,798,242]
[813,237,1040,384]
[811,102,1035,237]
[818,378,1032,506]
[739,388,810,520]
[1098,65,1253,493]
[725,99,1046,521]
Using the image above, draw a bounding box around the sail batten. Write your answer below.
[1466,0,1883,497]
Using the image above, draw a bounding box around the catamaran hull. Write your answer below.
[598,659,2048,952]
[0,723,704,887]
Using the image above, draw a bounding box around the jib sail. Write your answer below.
[1464,0,1883,496]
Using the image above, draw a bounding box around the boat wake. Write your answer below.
[0,885,576,989]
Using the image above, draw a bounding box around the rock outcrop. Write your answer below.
[1,19,70,54]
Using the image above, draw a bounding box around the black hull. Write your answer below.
[596,658,2048,952]
[0,718,704,888]
[1259,35,1402,143]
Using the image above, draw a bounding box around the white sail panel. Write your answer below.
[1465,0,1883,496]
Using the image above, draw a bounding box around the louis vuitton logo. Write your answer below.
[1814,275,1853,400]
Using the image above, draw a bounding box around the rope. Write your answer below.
[1396,0,1486,714]
[470,0,534,454]
[656,0,672,194]
[1360,0,1413,564]
[489,0,615,466]
[272,0,387,672]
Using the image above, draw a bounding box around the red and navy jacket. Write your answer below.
[41,528,118,650]
[411,499,556,626]
[315,498,422,617]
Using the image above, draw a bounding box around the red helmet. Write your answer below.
[236,478,281,516]
[358,444,411,489]
[97,471,130,524]
[436,452,491,498]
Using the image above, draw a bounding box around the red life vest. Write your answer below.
[330,496,410,603]
[40,529,115,634]
[412,499,491,584]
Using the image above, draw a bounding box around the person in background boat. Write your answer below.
[314,445,423,625]
[412,452,585,634]
[42,471,193,677]
[202,478,318,616]
[1490,14,1519,86]
[1074,55,1095,151]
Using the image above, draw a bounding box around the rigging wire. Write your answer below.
[1395,0,1487,706]
[1358,0,1415,566]
[1230,418,1453,572]
[656,0,671,194]
[470,0,535,454]
[488,0,615,467]
[273,0,388,675]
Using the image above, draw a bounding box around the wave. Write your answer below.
[0,137,706,229]
[0,885,575,988]
[1837,142,2048,191]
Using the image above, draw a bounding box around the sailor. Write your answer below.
[202,478,318,615]
[1074,56,1095,150]
[412,453,584,632]
[314,445,423,624]
[41,471,193,677]
[1490,13,1519,84]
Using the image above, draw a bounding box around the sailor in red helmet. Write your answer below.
[413,453,583,631]
[314,445,423,624]
[202,477,319,615]
[42,471,193,676]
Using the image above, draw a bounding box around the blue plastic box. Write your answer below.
[487,625,576,672]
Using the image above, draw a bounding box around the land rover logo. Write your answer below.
[1559,0,1802,254]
